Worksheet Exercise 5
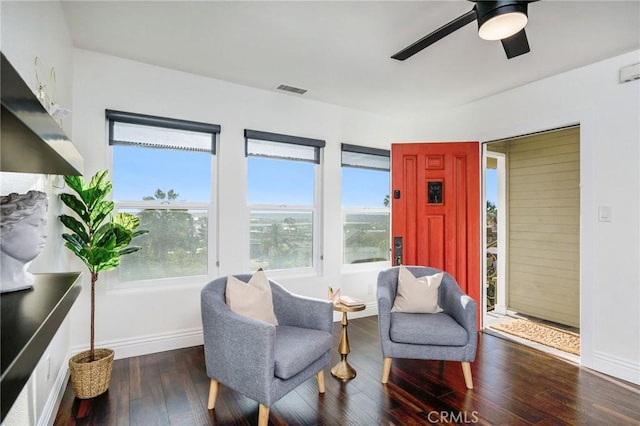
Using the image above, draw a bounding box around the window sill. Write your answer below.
[341,260,391,274]
[105,273,213,295]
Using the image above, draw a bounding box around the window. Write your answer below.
[245,129,325,272]
[107,110,220,282]
[341,144,390,265]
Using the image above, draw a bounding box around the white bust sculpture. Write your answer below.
[0,191,48,293]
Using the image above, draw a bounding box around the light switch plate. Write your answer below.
[598,205,612,222]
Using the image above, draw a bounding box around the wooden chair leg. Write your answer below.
[381,357,392,384]
[316,370,325,394]
[207,378,219,409]
[258,403,270,426]
[461,362,473,389]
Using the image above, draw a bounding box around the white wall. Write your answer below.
[1,1,77,424]
[403,50,640,384]
[0,1,74,134]
[70,48,410,358]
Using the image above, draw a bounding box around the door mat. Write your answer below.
[489,319,580,355]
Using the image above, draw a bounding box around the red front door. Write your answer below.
[391,142,481,312]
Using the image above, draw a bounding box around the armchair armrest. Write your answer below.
[377,282,393,307]
[272,283,333,333]
[440,276,477,335]
[377,275,394,341]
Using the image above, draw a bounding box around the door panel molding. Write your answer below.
[392,142,481,325]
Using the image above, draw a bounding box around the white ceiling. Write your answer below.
[60,1,640,118]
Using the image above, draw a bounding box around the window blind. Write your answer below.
[107,110,220,154]
[244,129,325,164]
[341,143,390,171]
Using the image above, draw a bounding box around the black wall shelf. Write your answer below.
[0,52,83,175]
[0,272,81,421]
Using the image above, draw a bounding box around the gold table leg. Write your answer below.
[331,311,357,380]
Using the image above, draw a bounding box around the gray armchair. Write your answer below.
[201,274,333,426]
[377,266,477,389]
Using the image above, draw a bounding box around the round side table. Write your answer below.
[331,302,365,380]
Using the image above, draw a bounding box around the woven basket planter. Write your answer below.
[69,348,114,399]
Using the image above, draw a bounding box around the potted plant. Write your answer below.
[59,170,147,398]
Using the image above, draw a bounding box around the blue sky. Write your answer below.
[247,157,315,205]
[113,146,495,206]
[341,167,389,207]
[113,147,211,201]
[485,169,498,204]
[113,147,389,206]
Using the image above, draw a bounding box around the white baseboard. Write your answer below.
[69,304,378,361]
[93,328,205,360]
[38,357,70,426]
[591,351,640,385]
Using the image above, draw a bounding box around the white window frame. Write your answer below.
[341,144,391,271]
[245,129,325,276]
[105,110,220,290]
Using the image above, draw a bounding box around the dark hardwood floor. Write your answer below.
[55,316,640,425]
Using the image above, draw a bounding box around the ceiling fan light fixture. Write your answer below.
[477,2,528,41]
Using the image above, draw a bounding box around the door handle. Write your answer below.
[393,236,403,266]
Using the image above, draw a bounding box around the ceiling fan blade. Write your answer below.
[391,9,477,61]
[501,28,530,59]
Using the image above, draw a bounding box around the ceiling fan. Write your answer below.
[392,1,538,61]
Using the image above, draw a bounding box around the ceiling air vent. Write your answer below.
[276,84,307,95]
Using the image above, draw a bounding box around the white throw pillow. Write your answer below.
[390,265,444,314]
[225,269,279,325]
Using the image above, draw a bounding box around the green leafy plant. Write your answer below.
[59,170,148,361]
